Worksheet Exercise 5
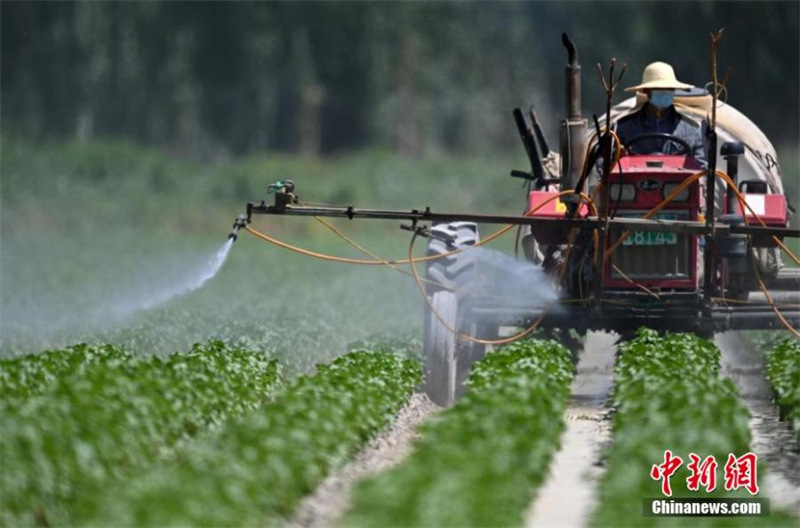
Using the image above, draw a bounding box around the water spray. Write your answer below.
[118,217,246,316]
[108,237,236,319]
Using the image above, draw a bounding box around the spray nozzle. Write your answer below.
[399,223,456,246]
[229,214,248,241]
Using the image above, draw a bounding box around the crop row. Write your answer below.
[345,339,573,528]
[76,350,420,527]
[590,329,792,527]
[0,343,127,404]
[0,341,282,527]
[764,338,800,439]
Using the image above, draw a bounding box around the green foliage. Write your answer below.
[765,339,800,438]
[591,329,791,527]
[741,330,790,354]
[3,3,797,153]
[0,341,282,527]
[1,139,518,240]
[347,330,423,360]
[77,350,420,527]
[0,343,127,404]
[346,339,573,528]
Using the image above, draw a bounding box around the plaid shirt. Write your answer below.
[615,105,707,168]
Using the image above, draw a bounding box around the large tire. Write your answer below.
[425,223,480,289]
[425,290,460,407]
[424,222,487,406]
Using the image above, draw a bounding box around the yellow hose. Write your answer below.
[244,163,798,338]
[246,190,597,266]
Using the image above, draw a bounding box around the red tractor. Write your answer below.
[233,34,799,406]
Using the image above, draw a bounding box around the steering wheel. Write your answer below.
[623,133,692,155]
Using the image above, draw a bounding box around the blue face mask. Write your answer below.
[650,90,674,110]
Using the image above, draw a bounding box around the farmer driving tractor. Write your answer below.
[615,61,708,167]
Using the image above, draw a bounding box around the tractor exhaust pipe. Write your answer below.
[562,33,581,120]
[560,33,588,200]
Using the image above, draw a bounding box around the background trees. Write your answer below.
[2,1,797,158]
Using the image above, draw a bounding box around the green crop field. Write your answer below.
[77,350,419,527]
[591,329,792,528]
[0,342,282,526]
[3,1,800,524]
[2,139,799,528]
[347,339,573,527]
[765,339,800,439]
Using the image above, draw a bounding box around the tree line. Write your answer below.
[2,1,797,159]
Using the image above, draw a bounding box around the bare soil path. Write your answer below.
[526,331,617,528]
[716,331,800,516]
[286,393,439,528]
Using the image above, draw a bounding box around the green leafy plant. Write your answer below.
[345,339,573,528]
[347,329,423,360]
[77,349,420,527]
[0,341,282,527]
[0,343,128,405]
[764,338,800,438]
[591,328,793,528]
[741,331,788,354]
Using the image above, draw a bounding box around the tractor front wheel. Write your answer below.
[424,221,491,407]
[424,290,460,407]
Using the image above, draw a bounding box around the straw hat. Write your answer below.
[624,62,694,92]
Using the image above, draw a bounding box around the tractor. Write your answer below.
[230,34,800,406]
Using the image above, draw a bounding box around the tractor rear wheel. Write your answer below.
[424,222,486,407]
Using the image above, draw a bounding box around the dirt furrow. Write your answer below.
[716,331,800,516]
[526,331,616,528]
[286,392,439,528]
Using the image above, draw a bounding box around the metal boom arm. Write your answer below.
[246,201,800,239]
